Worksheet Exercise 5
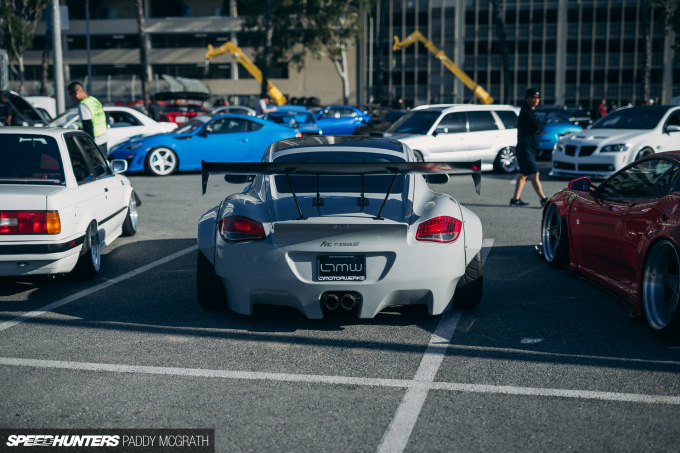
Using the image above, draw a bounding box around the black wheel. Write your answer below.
[196,251,228,310]
[122,192,138,237]
[71,222,101,280]
[494,147,518,173]
[635,146,654,161]
[145,147,178,176]
[541,202,569,268]
[452,251,483,309]
[642,240,680,338]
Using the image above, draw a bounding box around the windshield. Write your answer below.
[174,118,206,134]
[269,112,315,126]
[590,108,666,130]
[0,135,64,185]
[273,151,405,194]
[48,110,77,128]
[386,110,441,134]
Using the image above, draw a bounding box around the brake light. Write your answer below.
[218,216,266,242]
[416,216,461,242]
[0,211,61,234]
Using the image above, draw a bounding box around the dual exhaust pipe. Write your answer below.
[321,292,361,311]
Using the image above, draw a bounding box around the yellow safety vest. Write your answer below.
[80,96,107,138]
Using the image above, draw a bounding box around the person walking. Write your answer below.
[68,81,108,154]
[510,88,548,207]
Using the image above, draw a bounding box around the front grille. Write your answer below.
[553,162,576,170]
[578,163,612,172]
[565,145,577,156]
[579,146,597,157]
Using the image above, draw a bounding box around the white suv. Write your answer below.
[380,104,519,172]
[552,105,680,178]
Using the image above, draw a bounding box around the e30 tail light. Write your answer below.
[416,216,461,243]
[218,216,266,242]
[0,211,61,234]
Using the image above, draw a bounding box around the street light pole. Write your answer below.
[51,0,65,114]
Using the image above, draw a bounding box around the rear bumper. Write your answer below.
[0,236,84,277]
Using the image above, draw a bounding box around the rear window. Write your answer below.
[495,110,518,129]
[273,151,405,194]
[0,135,64,184]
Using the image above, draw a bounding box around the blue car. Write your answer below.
[314,105,372,135]
[536,112,583,157]
[109,114,298,176]
[264,105,321,136]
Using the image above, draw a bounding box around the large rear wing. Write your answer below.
[201,160,481,220]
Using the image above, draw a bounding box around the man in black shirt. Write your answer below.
[510,88,548,207]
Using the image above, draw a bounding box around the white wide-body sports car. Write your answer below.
[197,136,483,319]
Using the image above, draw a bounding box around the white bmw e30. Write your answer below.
[0,127,139,279]
[197,136,483,319]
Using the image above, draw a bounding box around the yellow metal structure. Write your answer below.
[205,42,287,106]
[393,31,494,105]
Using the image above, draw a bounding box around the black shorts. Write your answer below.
[516,147,538,176]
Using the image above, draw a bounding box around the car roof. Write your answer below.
[275,105,313,112]
[412,103,519,113]
[0,126,84,138]
[614,105,679,114]
[272,135,406,154]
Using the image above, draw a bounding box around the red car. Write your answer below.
[540,151,680,338]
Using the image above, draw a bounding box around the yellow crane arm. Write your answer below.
[393,31,494,105]
[206,43,287,105]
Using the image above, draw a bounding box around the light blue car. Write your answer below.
[314,105,372,135]
[108,114,298,176]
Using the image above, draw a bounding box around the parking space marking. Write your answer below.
[377,238,494,453]
[1,355,678,407]
[0,245,198,333]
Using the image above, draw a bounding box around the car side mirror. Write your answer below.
[666,125,680,133]
[433,126,449,136]
[424,174,450,184]
[224,174,254,184]
[568,177,591,191]
[110,159,128,174]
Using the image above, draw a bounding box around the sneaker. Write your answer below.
[509,198,529,207]
[540,197,549,207]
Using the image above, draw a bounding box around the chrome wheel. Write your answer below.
[635,147,654,161]
[643,240,680,335]
[495,147,517,173]
[146,148,178,176]
[541,203,567,266]
[89,226,102,272]
[122,194,138,236]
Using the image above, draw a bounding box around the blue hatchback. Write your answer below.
[314,105,372,135]
[108,114,298,176]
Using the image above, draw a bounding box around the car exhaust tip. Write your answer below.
[322,293,340,311]
[340,294,357,310]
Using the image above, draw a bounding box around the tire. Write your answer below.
[642,240,680,338]
[413,150,424,162]
[196,251,228,310]
[122,192,138,237]
[452,251,483,309]
[494,147,518,173]
[71,222,101,280]
[635,146,654,161]
[145,147,178,176]
[541,202,569,268]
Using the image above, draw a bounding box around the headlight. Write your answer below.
[601,144,629,152]
[127,142,143,151]
[554,142,565,153]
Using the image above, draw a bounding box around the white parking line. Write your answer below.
[0,356,678,407]
[0,245,198,333]
[377,238,495,453]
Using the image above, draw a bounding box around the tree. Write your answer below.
[0,0,49,86]
[237,0,375,105]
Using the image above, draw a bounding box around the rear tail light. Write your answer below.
[218,216,266,242]
[416,216,461,243]
[0,211,61,234]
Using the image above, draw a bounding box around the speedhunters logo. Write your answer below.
[1,429,214,452]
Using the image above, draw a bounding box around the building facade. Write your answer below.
[358,0,678,111]
[17,0,679,112]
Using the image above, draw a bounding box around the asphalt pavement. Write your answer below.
[1,162,679,452]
